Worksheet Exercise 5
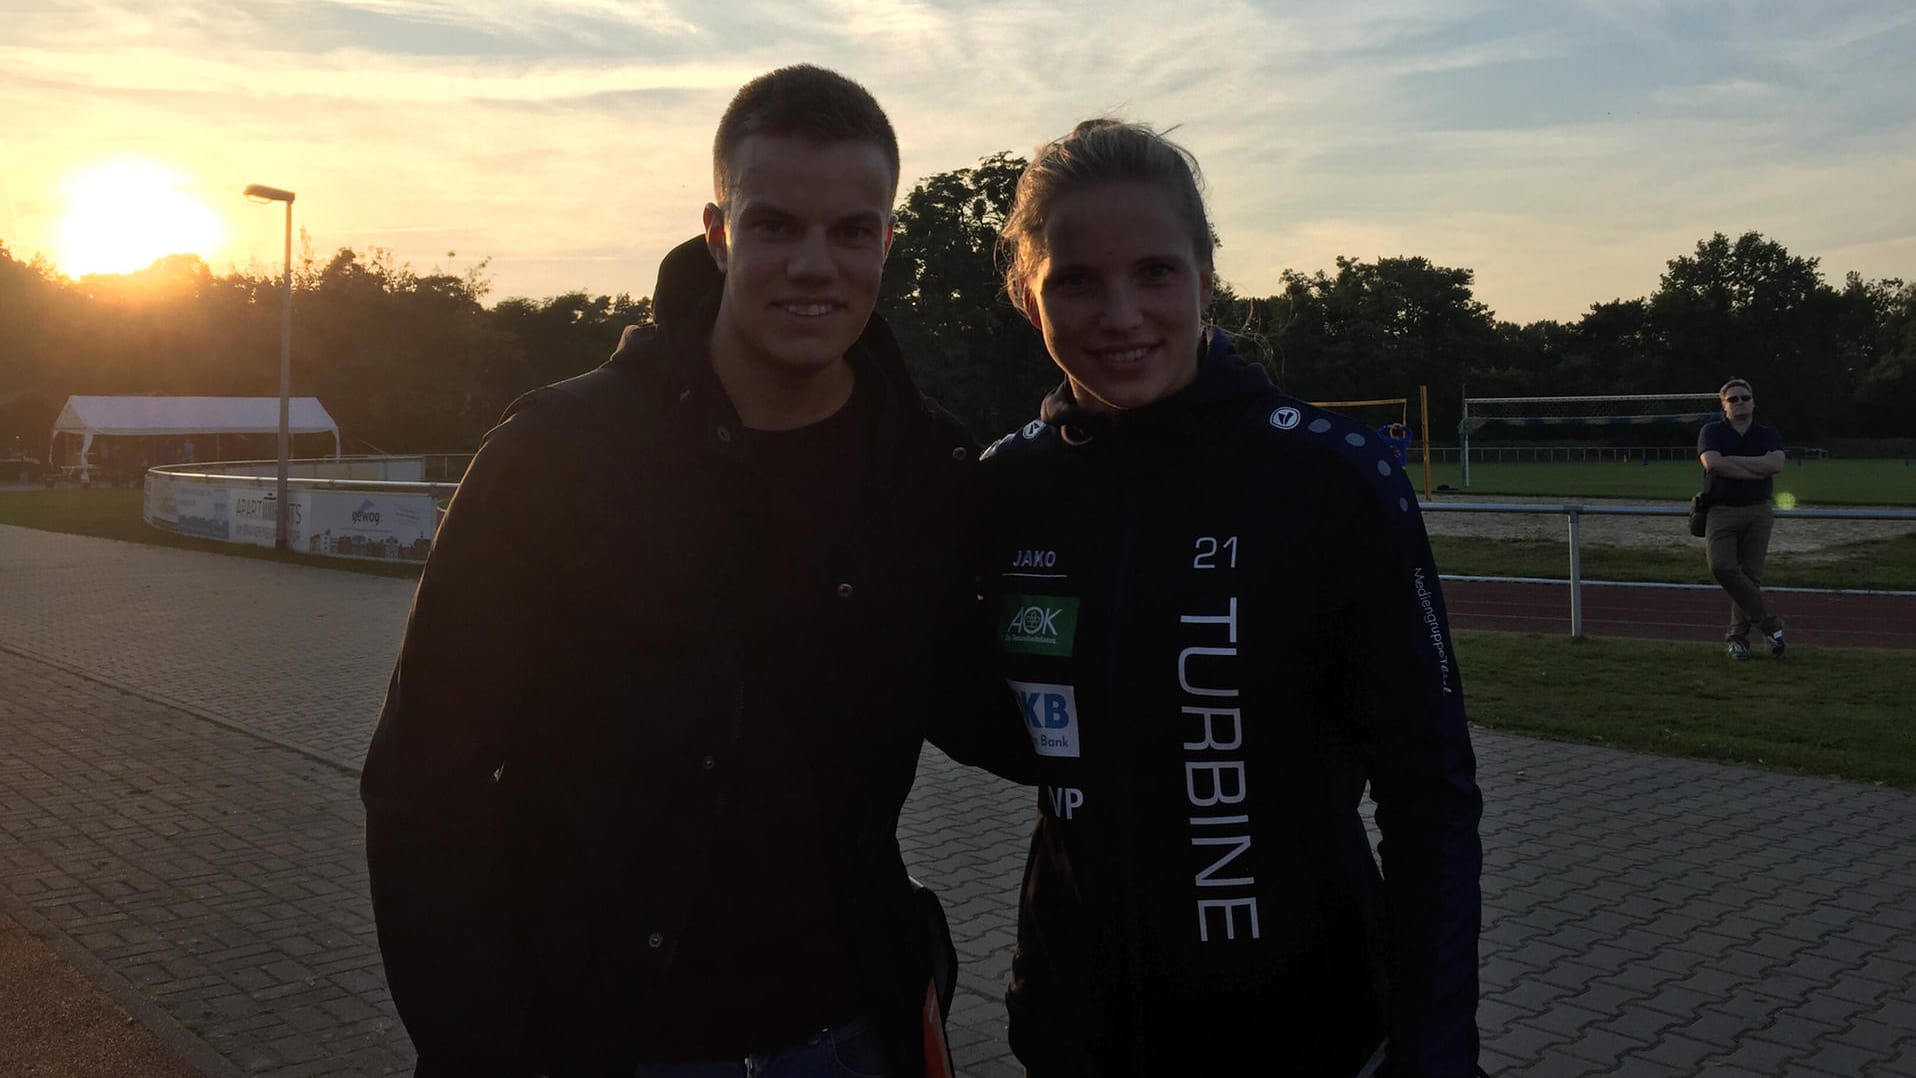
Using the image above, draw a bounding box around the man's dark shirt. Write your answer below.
[640,375,875,1059]
[1698,420,1784,506]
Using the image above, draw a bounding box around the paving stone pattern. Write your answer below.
[0,525,413,769]
[3,523,1916,1076]
[0,650,408,1075]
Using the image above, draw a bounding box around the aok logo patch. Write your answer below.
[1008,680,1081,758]
[1000,594,1079,656]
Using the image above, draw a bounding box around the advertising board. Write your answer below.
[230,488,305,549]
[302,490,437,562]
[167,480,231,540]
[144,467,443,562]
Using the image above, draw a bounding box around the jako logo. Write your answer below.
[1007,680,1080,758]
[1012,549,1057,569]
[1269,406,1301,430]
[1022,419,1046,440]
[351,499,382,526]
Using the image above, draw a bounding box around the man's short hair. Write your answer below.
[712,65,900,206]
[1719,378,1754,398]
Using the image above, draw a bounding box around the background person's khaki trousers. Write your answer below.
[1705,502,1782,643]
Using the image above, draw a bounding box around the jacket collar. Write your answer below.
[1037,327,1276,444]
[603,236,947,481]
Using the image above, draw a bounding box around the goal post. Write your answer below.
[1308,387,1433,497]
[1458,392,1719,487]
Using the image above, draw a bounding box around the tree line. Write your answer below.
[3,152,1910,459]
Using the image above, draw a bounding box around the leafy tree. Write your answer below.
[287,246,503,451]
[1645,231,1846,435]
[878,152,1055,438]
[1838,275,1915,437]
[492,290,653,394]
[0,244,67,400]
[1261,255,1502,436]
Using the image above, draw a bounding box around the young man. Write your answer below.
[362,65,1019,1077]
[1697,377,1788,660]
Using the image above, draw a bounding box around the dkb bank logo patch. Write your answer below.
[1000,595,1079,656]
[1009,680,1081,758]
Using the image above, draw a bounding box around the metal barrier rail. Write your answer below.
[149,468,460,497]
[148,455,468,487]
[1425,446,1833,465]
[1419,501,1916,637]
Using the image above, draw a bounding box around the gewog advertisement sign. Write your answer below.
[302,489,438,562]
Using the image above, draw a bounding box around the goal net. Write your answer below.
[1459,392,1718,486]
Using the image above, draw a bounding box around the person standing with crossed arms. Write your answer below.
[1697,377,1788,660]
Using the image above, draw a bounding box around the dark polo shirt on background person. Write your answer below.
[1698,420,1784,505]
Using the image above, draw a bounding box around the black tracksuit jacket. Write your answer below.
[361,237,1020,1076]
[981,330,1483,1077]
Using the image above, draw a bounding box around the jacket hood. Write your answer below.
[606,235,721,373]
[1038,327,1277,442]
[590,235,960,479]
[651,234,723,336]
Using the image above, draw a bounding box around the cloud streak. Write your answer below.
[2,0,1911,321]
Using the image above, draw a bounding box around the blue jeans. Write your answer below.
[636,1014,893,1078]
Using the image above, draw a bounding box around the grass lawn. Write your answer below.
[1420,457,1916,506]
[1430,534,1916,591]
[0,488,422,579]
[1457,630,1916,789]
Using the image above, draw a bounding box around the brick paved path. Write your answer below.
[0,526,409,767]
[2,522,1915,1076]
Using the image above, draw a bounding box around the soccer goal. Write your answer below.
[1310,387,1433,496]
[1458,393,1719,486]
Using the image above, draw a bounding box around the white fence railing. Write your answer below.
[1426,446,1829,465]
[1422,502,1916,636]
[139,461,1916,604]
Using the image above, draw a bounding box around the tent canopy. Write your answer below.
[50,395,341,473]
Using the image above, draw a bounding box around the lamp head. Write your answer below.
[243,184,296,203]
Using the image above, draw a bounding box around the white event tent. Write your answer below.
[50,395,341,478]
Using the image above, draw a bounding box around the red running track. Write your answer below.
[1443,579,1916,650]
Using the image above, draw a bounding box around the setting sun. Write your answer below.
[54,158,226,278]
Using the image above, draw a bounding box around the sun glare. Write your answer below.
[54,158,227,278]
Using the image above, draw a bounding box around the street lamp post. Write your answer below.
[244,184,296,550]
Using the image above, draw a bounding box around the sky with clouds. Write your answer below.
[3,0,1913,324]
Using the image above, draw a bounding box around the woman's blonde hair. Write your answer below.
[999,119,1214,317]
